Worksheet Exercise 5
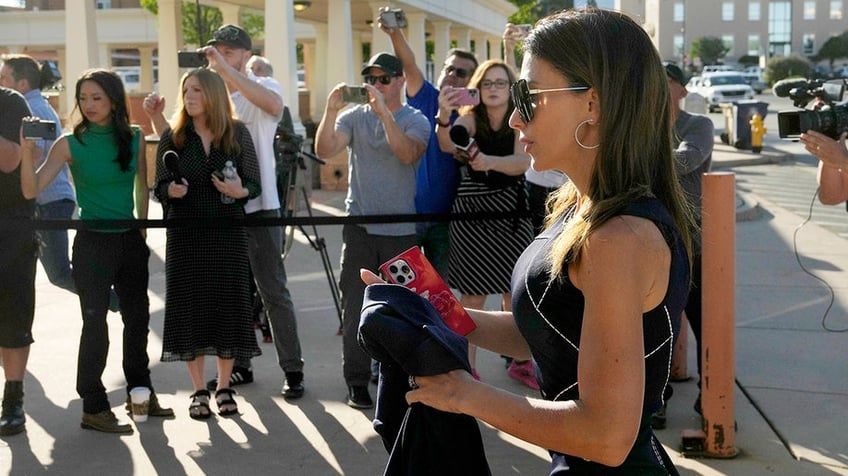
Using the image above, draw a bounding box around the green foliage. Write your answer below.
[765,55,812,84]
[508,0,573,25]
[815,32,848,67]
[737,55,760,67]
[690,36,728,66]
[139,0,221,47]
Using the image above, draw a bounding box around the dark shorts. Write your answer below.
[0,228,38,348]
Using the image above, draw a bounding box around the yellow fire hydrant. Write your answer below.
[750,113,766,153]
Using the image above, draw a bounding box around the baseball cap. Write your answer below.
[360,52,402,77]
[664,62,687,86]
[207,24,252,51]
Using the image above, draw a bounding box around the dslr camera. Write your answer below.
[379,8,407,29]
[774,77,847,139]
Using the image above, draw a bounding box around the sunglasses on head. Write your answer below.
[363,75,395,85]
[510,78,589,123]
[444,65,471,79]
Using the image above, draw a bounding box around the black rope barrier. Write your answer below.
[0,210,526,231]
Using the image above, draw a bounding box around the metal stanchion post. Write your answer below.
[681,172,739,458]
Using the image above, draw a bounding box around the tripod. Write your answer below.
[276,135,343,333]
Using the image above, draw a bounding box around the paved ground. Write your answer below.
[1,139,847,475]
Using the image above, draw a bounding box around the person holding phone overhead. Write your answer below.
[153,68,261,419]
[435,59,533,381]
[315,52,430,410]
[20,69,173,434]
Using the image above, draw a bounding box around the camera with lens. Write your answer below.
[774,77,847,139]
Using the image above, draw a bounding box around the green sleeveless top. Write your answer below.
[67,123,141,232]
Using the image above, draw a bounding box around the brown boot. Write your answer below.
[81,410,133,434]
[124,391,174,417]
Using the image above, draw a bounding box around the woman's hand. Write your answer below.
[142,93,165,118]
[168,180,188,199]
[211,170,247,199]
[405,369,474,414]
[801,130,848,169]
[360,268,386,285]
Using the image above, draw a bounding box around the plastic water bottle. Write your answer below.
[221,161,236,204]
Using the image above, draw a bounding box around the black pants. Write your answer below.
[686,252,704,382]
[72,229,152,414]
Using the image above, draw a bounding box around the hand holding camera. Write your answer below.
[378,8,407,29]
[21,118,57,140]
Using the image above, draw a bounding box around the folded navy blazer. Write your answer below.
[359,284,491,476]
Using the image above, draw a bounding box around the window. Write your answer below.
[768,1,792,57]
[674,35,685,59]
[722,2,735,21]
[673,2,685,22]
[804,1,816,19]
[803,34,816,55]
[831,1,844,19]
[749,1,761,20]
[748,34,761,56]
[96,0,111,8]
[722,34,735,56]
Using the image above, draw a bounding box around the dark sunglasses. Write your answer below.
[510,78,589,123]
[363,75,395,85]
[444,65,471,79]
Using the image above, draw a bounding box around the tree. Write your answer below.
[690,36,728,67]
[140,0,266,48]
[815,32,848,69]
[765,55,812,84]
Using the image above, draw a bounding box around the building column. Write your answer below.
[454,27,472,52]
[265,0,300,125]
[432,20,452,72]
[472,32,488,61]
[64,0,99,112]
[54,47,68,118]
[311,25,329,122]
[368,3,391,56]
[327,0,355,84]
[219,4,241,27]
[139,47,155,93]
[406,12,428,74]
[156,0,183,122]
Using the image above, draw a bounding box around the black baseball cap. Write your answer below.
[360,52,402,77]
[664,62,687,86]
[208,24,252,51]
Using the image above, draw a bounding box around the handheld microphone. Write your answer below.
[772,78,809,98]
[449,125,479,160]
[163,150,183,183]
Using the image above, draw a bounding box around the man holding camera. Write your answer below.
[379,10,478,281]
[653,63,714,430]
[315,52,429,409]
[0,85,36,435]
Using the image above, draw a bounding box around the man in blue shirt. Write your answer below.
[379,15,478,280]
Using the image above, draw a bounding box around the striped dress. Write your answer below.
[447,125,533,295]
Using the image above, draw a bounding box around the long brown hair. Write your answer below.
[460,59,517,136]
[524,8,694,279]
[169,68,240,156]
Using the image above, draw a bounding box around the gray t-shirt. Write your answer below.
[337,104,429,236]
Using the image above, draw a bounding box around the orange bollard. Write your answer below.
[670,313,689,381]
[699,172,739,458]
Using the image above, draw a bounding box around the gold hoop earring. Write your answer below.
[574,119,600,150]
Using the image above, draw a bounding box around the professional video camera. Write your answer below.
[774,77,848,139]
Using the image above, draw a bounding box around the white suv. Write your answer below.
[699,72,755,112]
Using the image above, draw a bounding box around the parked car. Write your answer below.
[685,75,702,95]
[742,73,767,94]
[698,72,755,112]
[702,64,736,74]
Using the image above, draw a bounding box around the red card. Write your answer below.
[379,247,477,336]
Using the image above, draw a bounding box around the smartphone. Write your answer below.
[342,85,370,104]
[517,24,532,37]
[453,87,480,107]
[211,170,224,180]
[379,246,477,336]
[178,51,208,68]
[379,8,408,29]
[22,120,57,140]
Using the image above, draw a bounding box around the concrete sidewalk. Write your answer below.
[1,139,847,475]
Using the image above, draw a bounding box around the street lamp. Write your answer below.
[293,1,311,12]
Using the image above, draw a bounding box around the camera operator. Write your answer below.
[801,130,848,204]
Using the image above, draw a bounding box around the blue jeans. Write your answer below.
[36,199,75,292]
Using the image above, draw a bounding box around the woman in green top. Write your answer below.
[20,69,172,434]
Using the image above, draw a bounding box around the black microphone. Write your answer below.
[449,125,479,160]
[773,78,809,98]
[163,150,183,183]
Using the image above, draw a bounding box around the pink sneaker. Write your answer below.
[507,360,540,390]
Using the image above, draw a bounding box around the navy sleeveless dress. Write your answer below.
[511,196,688,475]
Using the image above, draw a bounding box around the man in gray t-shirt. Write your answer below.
[316,52,429,409]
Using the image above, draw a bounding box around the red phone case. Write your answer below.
[379,247,477,336]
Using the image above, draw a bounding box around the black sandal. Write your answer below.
[215,388,239,417]
[189,390,211,420]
